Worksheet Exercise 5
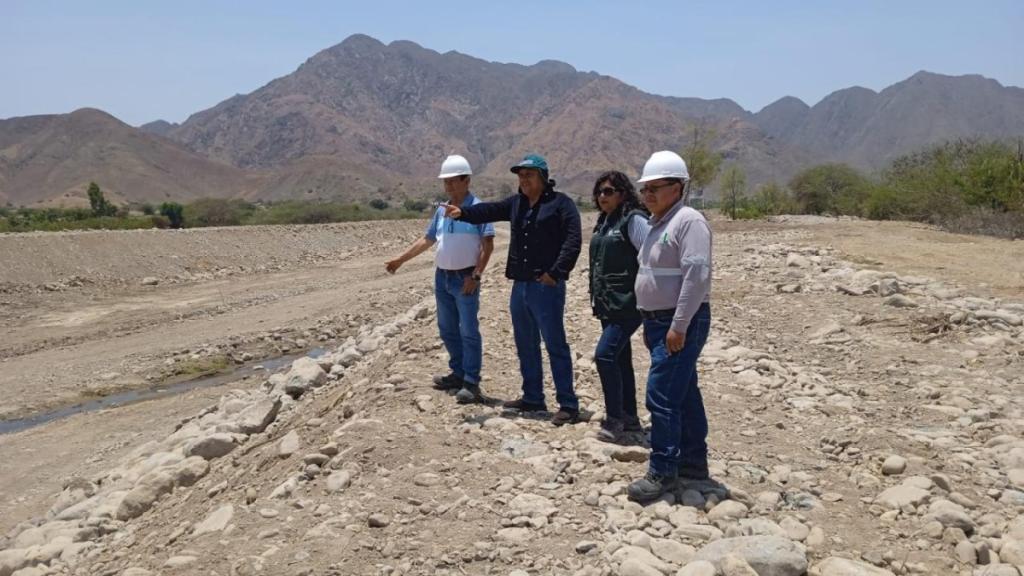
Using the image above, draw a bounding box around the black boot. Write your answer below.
[627,471,678,503]
[622,417,644,433]
[432,373,464,391]
[455,384,484,404]
[597,418,624,443]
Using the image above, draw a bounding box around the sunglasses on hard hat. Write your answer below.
[594,186,619,198]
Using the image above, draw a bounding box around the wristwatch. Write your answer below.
[472,272,482,281]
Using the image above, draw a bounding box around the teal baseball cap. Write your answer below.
[510,154,549,175]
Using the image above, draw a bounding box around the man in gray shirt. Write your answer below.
[627,151,714,503]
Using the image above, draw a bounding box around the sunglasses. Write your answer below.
[595,187,620,198]
[640,181,679,195]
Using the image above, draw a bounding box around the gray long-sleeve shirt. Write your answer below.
[634,199,712,334]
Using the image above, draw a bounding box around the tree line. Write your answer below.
[700,138,1024,238]
[0,188,429,233]
[3,138,1022,237]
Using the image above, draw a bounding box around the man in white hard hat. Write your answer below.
[626,150,714,503]
[385,154,495,403]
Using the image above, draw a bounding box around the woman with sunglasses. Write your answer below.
[588,171,650,443]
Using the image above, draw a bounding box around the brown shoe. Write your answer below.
[502,398,547,412]
[551,408,580,426]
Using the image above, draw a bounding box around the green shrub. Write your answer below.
[159,202,185,229]
[875,140,1023,222]
[402,198,430,212]
[87,182,118,217]
[183,198,257,227]
[788,164,871,216]
[750,182,797,215]
[733,205,766,220]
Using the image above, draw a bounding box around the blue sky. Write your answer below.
[2,0,1021,125]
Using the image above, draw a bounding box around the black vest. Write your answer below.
[589,209,645,321]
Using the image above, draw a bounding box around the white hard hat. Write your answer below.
[438,154,472,179]
[638,150,689,183]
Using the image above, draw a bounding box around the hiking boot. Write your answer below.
[623,417,644,433]
[597,418,624,443]
[454,385,484,404]
[502,398,547,412]
[432,373,464,391]
[678,463,711,481]
[627,471,679,503]
[551,408,581,427]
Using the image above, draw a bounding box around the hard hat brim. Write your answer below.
[637,174,688,184]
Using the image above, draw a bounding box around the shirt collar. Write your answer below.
[517,187,552,201]
[649,197,685,226]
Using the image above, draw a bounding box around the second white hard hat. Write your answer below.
[638,150,689,183]
[438,154,473,179]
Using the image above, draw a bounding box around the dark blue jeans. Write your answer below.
[643,303,711,476]
[434,268,482,385]
[509,280,578,411]
[595,318,642,424]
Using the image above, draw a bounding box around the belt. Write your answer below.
[438,266,475,275]
[638,309,674,320]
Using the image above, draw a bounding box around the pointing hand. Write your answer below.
[442,203,462,219]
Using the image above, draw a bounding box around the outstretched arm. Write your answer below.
[445,196,514,224]
[385,236,435,273]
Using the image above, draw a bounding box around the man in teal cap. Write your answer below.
[444,154,583,425]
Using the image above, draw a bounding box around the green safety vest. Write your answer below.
[588,209,645,321]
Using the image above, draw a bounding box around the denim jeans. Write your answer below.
[434,268,482,385]
[509,279,578,411]
[595,318,642,424]
[643,303,711,476]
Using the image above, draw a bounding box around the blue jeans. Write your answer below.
[643,303,711,476]
[509,280,578,411]
[434,268,482,385]
[595,318,642,424]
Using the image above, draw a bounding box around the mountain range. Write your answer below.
[3,33,1022,207]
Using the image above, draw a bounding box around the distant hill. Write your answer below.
[2,34,1022,207]
[138,119,179,137]
[164,35,782,197]
[0,108,252,206]
[752,71,1024,169]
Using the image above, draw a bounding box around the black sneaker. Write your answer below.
[432,373,464,391]
[597,419,624,443]
[454,385,484,404]
[551,408,581,426]
[502,398,547,412]
[627,471,679,503]
[678,463,711,481]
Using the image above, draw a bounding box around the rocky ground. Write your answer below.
[1,216,1023,576]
